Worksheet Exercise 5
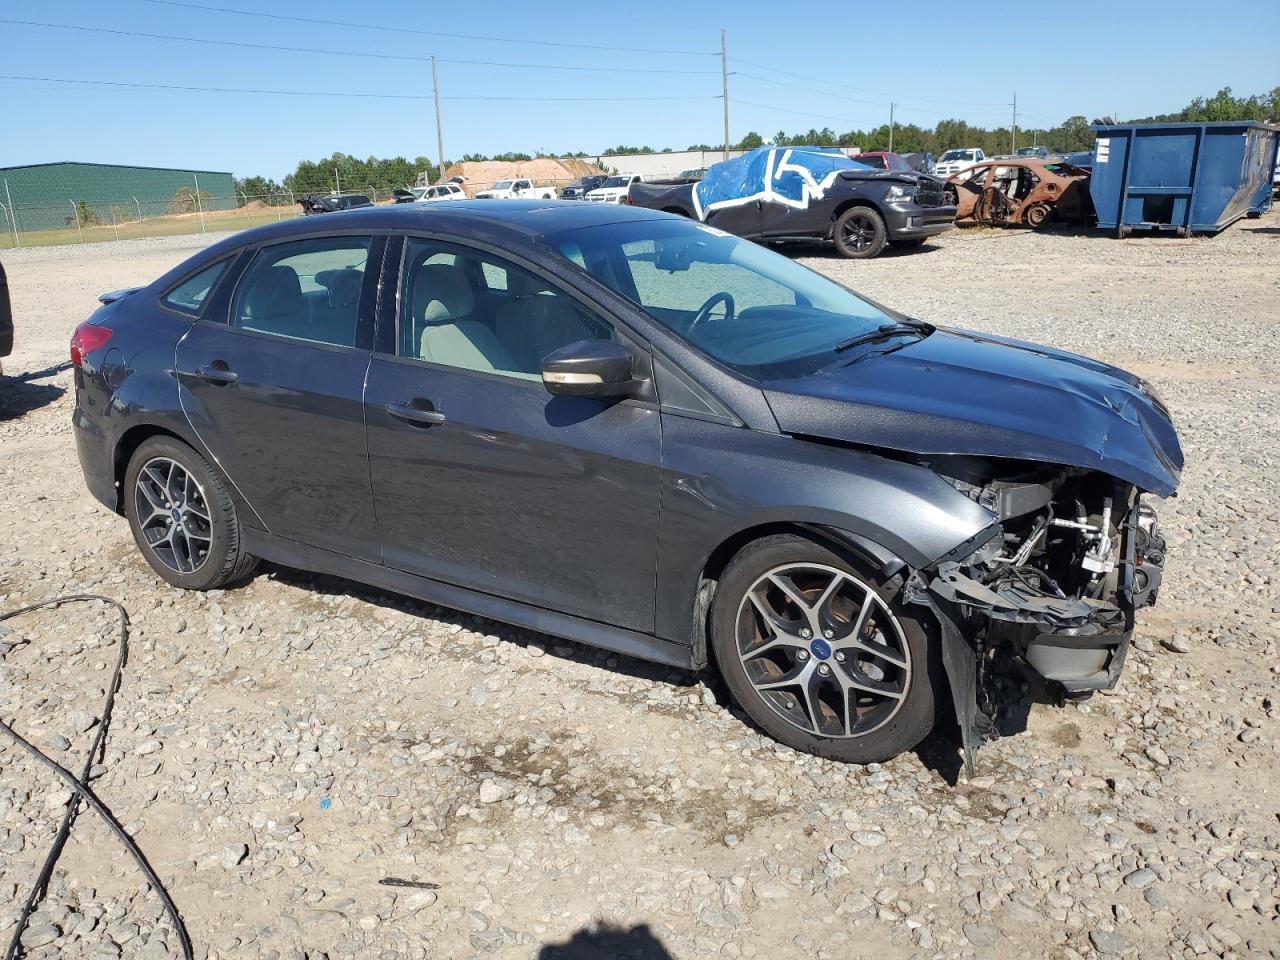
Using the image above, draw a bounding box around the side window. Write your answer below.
[232,236,371,347]
[399,238,612,380]
[162,259,228,316]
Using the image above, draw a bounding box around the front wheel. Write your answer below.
[832,207,888,259]
[124,436,258,591]
[711,534,943,764]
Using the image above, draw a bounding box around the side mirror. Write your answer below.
[542,340,639,398]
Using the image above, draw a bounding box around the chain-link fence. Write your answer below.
[0,190,311,250]
[0,176,648,250]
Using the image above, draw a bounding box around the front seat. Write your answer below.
[412,263,518,374]
[493,271,603,375]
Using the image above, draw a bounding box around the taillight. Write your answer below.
[624,193,633,205]
[71,322,112,367]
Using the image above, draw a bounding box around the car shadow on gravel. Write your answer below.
[779,240,944,260]
[538,922,674,960]
[0,362,69,421]
[261,564,697,690]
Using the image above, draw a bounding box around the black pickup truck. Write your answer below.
[627,146,955,259]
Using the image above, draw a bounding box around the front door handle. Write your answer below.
[195,365,238,384]
[385,401,446,426]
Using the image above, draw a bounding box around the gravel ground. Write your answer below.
[1,215,1278,960]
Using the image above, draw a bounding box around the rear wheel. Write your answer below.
[711,534,942,763]
[1024,202,1051,228]
[124,436,258,591]
[832,207,888,259]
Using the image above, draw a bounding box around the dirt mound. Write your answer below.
[441,158,604,196]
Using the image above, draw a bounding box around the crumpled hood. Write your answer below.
[763,328,1183,496]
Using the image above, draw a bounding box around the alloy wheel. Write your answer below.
[734,563,911,738]
[841,216,874,251]
[133,456,213,574]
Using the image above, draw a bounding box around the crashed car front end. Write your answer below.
[762,325,1182,771]
[902,460,1169,772]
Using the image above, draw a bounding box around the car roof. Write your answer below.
[201,200,670,253]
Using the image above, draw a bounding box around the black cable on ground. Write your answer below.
[0,595,192,960]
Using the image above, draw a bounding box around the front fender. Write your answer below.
[654,413,997,646]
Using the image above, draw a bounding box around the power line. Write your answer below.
[140,0,717,56]
[731,56,1009,109]
[0,19,718,73]
[732,97,864,127]
[733,71,886,107]
[0,74,715,102]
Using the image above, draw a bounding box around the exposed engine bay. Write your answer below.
[905,456,1169,772]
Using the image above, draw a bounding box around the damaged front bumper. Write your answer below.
[908,493,1168,774]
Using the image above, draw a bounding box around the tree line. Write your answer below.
[234,87,1278,203]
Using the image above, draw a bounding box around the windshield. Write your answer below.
[491,180,513,190]
[941,150,975,162]
[545,219,897,380]
[601,176,632,188]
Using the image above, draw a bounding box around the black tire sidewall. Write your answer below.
[711,534,942,764]
[123,437,242,591]
[834,207,888,259]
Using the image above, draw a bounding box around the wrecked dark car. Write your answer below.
[297,192,374,215]
[69,202,1180,771]
[627,146,956,259]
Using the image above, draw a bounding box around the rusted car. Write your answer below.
[945,159,1092,228]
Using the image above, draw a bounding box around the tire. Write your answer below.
[832,206,888,259]
[123,436,258,591]
[1024,203,1050,229]
[711,534,943,764]
[888,237,925,250]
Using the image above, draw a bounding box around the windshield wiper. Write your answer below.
[833,319,933,353]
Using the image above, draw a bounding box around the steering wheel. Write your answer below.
[689,291,735,332]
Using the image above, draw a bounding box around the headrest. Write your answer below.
[244,265,302,320]
[411,262,475,325]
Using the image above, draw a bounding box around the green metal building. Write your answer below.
[0,161,236,232]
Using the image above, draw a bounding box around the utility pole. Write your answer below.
[334,166,341,195]
[888,102,896,153]
[1011,91,1018,154]
[720,28,730,161]
[432,55,446,183]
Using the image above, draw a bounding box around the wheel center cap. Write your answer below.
[809,638,832,661]
[170,507,182,524]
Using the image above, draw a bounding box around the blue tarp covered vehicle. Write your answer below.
[628,146,957,259]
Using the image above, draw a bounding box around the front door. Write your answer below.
[364,238,662,632]
[176,234,384,560]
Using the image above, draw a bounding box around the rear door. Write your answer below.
[175,233,385,560]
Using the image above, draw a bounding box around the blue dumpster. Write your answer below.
[1089,121,1279,236]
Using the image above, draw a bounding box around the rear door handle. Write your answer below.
[195,365,238,384]
[385,401,446,426]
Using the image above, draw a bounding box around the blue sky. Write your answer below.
[1,0,1277,180]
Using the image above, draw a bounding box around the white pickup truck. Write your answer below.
[585,174,645,203]
[933,148,987,179]
[474,178,557,200]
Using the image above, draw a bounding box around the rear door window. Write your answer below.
[231,236,372,347]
